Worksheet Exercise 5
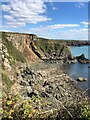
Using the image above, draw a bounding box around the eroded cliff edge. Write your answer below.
[2,32,71,62]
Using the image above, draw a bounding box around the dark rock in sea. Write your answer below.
[76,54,86,60]
[77,77,87,82]
[76,54,90,64]
[79,59,90,64]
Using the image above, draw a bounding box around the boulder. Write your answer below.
[76,54,86,60]
[71,59,77,63]
[40,92,49,98]
[43,81,50,87]
[68,55,75,60]
[67,59,77,64]
[26,86,33,94]
[27,90,39,97]
[77,77,87,82]
[79,59,90,64]
[76,54,90,63]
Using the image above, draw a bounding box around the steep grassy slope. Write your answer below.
[34,37,71,60]
[1,32,71,62]
[2,33,26,63]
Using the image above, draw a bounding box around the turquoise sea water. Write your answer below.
[71,46,89,59]
[64,46,90,90]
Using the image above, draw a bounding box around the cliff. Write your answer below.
[2,32,71,62]
[1,31,71,94]
[65,40,90,46]
[1,32,89,120]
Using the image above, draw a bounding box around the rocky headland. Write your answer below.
[1,32,90,120]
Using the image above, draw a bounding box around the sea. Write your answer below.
[63,46,90,90]
[31,46,90,90]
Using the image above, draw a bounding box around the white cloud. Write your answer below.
[29,24,79,33]
[75,3,85,8]
[81,21,88,25]
[2,0,51,28]
[81,21,90,28]
[52,6,58,10]
[28,27,87,40]
[3,15,14,21]
[49,2,58,10]
[19,23,80,39]
[7,21,26,28]
[57,28,88,40]
[2,4,11,11]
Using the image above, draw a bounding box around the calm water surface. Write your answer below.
[64,46,90,90]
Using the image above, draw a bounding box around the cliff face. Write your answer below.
[3,32,39,62]
[1,31,71,94]
[34,38,71,60]
[2,32,71,62]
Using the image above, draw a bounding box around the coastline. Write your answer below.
[2,32,90,119]
[28,62,87,99]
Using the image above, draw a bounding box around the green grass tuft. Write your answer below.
[2,72,14,90]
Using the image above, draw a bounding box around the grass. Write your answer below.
[34,38,71,56]
[2,72,14,91]
[2,32,26,63]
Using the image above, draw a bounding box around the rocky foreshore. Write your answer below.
[11,65,87,104]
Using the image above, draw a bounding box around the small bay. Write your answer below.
[63,46,90,90]
[71,46,89,59]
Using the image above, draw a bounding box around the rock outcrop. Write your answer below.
[66,40,90,46]
[2,32,72,63]
[77,77,87,82]
[76,54,90,63]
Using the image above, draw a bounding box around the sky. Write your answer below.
[1,0,89,40]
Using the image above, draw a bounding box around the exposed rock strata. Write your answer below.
[2,32,71,63]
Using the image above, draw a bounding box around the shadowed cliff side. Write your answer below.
[2,32,71,62]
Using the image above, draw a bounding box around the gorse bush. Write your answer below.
[2,93,90,120]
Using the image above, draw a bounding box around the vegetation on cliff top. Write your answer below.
[34,37,71,58]
[1,32,26,63]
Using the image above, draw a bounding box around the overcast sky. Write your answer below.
[1,0,89,40]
